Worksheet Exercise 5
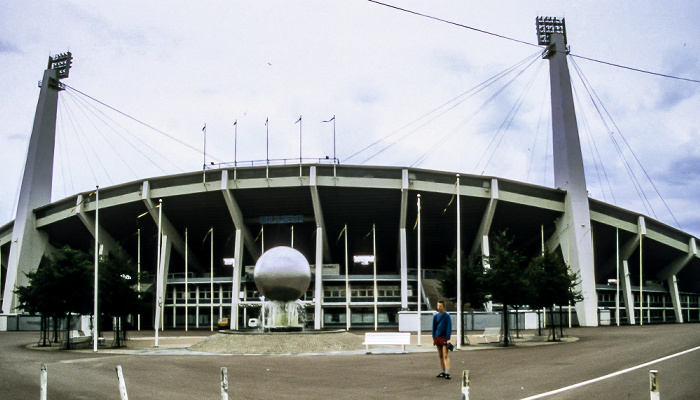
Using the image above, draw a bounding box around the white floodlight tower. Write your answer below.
[537,17,598,326]
[2,53,72,314]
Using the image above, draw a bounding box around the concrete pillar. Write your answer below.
[621,260,636,324]
[315,227,323,329]
[546,32,597,326]
[231,229,244,329]
[2,68,61,313]
[399,169,409,310]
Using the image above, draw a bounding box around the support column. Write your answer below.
[470,179,498,258]
[231,229,244,330]
[75,194,122,256]
[399,169,409,310]
[141,181,201,271]
[154,235,172,331]
[544,30,597,326]
[314,226,323,329]
[221,170,260,260]
[2,66,64,314]
[620,260,636,325]
[658,238,696,323]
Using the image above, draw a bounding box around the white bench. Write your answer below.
[66,330,91,346]
[467,327,501,344]
[363,332,411,353]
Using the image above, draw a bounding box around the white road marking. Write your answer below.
[520,345,700,400]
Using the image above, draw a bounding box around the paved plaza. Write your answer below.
[1,324,698,399]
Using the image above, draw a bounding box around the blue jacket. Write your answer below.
[432,311,451,341]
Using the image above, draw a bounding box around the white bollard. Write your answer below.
[40,363,47,400]
[649,370,659,400]
[220,367,229,400]
[115,365,129,400]
[461,370,470,400]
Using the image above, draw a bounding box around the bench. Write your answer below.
[467,327,501,344]
[62,330,91,347]
[363,332,411,353]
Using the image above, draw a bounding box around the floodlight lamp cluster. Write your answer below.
[48,52,73,79]
[536,16,567,46]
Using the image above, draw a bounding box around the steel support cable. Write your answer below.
[410,52,542,168]
[526,78,550,183]
[58,96,100,185]
[570,73,612,203]
[65,89,176,175]
[66,88,181,174]
[571,60,617,203]
[571,57,680,227]
[478,59,544,175]
[570,54,700,84]
[61,95,114,186]
[470,56,541,173]
[63,84,224,164]
[569,60,655,217]
[365,0,540,49]
[62,91,139,178]
[346,52,540,164]
[569,58,643,207]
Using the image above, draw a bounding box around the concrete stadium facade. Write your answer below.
[1,163,699,330]
[2,28,700,331]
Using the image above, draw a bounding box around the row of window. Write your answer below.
[165,284,410,301]
[598,293,699,305]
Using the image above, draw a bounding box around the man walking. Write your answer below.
[432,300,452,380]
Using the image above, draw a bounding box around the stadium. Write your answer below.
[1,20,699,335]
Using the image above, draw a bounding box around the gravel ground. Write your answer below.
[189,331,366,354]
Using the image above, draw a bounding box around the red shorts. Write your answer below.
[433,337,447,346]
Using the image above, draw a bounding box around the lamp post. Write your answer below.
[93,186,99,353]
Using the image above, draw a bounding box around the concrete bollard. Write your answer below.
[40,363,47,400]
[116,365,129,400]
[649,370,659,400]
[461,370,470,400]
[220,367,229,400]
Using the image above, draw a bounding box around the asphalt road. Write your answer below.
[1,324,698,399]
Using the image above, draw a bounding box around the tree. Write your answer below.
[16,246,93,349]
[481,230,529,346]
[16,246,143,349]
[526,246,583,341]
[439,249,487,343]
[98,251,142,347]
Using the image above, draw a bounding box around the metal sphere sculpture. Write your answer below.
[253,246,311,302]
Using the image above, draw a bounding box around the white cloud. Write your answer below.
[0,0,698,237]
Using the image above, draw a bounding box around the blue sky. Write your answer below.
[1,1,698,237]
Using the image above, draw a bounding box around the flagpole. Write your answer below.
[456,174,462,349]
[322,116,337,163]
[296,115,302,163]
[373,224,378,332]
[93,186,99,353]
[233,120,238,166]
[417,194,422,346]
[615,226,620,327]
[344,224,350,331]
[155,199,162,347]
[185,227,189,332]
[202,123,206,170]
[137,228,141,331]
[265,118,269,165]
[211,227,214,332]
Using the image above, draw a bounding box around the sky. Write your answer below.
[1,1,699,237]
